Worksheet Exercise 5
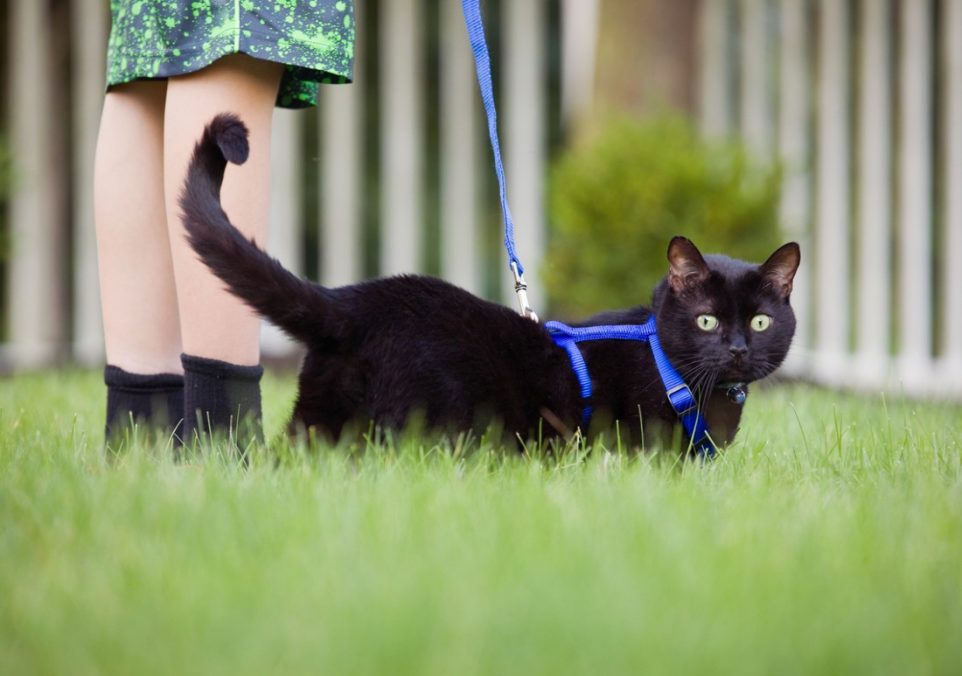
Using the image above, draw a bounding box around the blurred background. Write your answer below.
[0,0,960,399]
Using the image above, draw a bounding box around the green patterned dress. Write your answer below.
[106,0,355,108]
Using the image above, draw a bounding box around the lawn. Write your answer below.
[1,369,961,675]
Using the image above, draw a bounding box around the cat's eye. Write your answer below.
[696,314,719,332]
[751,314,772,332]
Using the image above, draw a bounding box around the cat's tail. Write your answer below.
[179,113,338,344]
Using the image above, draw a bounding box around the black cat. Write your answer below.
[180,114,800,452]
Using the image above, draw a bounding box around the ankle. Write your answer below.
[104,365,185,448]
[181,353,264,450]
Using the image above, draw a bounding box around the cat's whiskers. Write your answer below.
[669,354,723,383]
[660,356,720,414]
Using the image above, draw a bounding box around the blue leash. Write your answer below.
[461,0,536,320]
[546,317,717,459]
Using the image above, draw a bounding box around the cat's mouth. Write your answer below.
[719,358,774,384]
[726,354,751,379]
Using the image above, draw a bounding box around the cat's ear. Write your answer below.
[760,242,801,297]
[667,236,710,292]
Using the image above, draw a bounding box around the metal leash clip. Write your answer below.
[511,261,539,323]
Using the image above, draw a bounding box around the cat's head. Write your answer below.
[652,237,800,388]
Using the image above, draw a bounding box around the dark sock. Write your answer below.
[104,366,185,447]
[181,353,264,449]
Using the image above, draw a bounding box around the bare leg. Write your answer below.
[164,54,283,366]
[94,80,182,374]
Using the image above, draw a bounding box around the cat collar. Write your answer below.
[545,316,717,459]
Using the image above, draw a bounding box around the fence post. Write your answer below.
[560,0,600,127]
[262,110,302,357]
[813,0,851,384]
[739,0,770,154]
[321,14,364,288]
[440,0,481,295]
[8,0,63,368]
[897,0,934,393]
[502,0,546,311]
[777,0,811,373]
[942,0,962,395]
[698,0,730,137]
[380,0,423,276]
[853,0,892,387]
[71,1,108,366]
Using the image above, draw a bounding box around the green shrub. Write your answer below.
[544,116,782,317]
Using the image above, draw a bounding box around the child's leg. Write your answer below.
[94,81,185,444]
[164,54,282,365]
[95,80,181,374]
[163,54,283,444]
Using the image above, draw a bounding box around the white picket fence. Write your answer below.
[4,0,961,400]
[700,0,962,398]
[2,0,600,368]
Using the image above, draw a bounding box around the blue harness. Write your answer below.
[545,316,717,459]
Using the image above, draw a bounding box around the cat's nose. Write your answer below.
[729,345,748,358]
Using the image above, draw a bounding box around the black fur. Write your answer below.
[180,114,800,452]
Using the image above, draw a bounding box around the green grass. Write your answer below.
[2,370,961,675]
